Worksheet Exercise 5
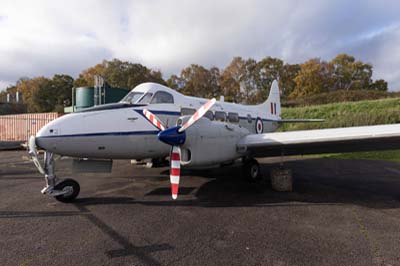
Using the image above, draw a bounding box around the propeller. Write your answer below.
[142,98,216,199]
[143,109,166,131]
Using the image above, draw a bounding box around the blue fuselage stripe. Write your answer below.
[37,130,160,139]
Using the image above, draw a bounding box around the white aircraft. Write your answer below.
[28,81,400,202]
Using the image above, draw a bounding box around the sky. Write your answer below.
[0,0,400,90]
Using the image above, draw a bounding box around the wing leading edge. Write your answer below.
[237,124,400,157]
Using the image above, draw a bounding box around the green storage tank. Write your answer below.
[75,87,94,109]
[105,87,129,103]
[65,86,130,113]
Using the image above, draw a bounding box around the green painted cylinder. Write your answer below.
[105,87,129,103]
[75,87,94,108]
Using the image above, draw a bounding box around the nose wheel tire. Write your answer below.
[243,159,261,182]
[54,179,80,203]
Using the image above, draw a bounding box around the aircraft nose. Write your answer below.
[36,120,59,138]
[35,116,63,151]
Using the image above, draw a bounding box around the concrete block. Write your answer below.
[271,168,293,192]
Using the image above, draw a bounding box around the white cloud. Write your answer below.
[0,0,400,90]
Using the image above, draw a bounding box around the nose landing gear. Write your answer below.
[29,136,80,202]
[53,179,80,202]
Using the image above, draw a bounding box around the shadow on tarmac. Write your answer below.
[72,158,400,209]
[2,157,400,266]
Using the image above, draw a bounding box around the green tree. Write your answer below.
[331,53,372,90]
[370,79,388,91]
[32,78,54,112]
[49,74,74,112]
[31,75,73,113]
[255,57,283,99]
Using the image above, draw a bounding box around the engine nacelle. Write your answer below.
[179,118,250,167]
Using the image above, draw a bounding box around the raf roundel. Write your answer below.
[255,117,263,134]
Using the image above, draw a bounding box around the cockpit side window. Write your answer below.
[150,91,174,104]
[137,93,153,104]
[120,92,143,104]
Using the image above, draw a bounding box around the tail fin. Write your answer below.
[262,80,281,119]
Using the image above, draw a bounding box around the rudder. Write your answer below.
[263,80,281,119]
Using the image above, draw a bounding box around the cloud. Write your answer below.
[1,0,400,90]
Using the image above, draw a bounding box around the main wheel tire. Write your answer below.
[243,159,262,183]
[54,178,80,203]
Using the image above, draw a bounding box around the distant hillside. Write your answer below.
[280,97,400,132]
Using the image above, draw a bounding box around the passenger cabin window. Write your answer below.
[181,107,196,116]
[227,112,239,123]
[137,93,153,104]
[204,111,214,121]
[150,91,174,104]
[215,111,226,122]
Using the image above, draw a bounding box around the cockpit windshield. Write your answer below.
[120,90,174,105]
[137,93,153,104]
[120,92,144,104]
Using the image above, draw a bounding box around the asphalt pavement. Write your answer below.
[1,150,400,266]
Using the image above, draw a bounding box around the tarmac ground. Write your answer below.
[1,150,400,266]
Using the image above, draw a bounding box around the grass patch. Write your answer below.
[319,150,400,162]
[280,98,400,162]
[280,97,400,131]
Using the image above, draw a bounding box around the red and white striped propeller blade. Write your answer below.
[178,98,216,133]
[142,109,166,131]
[170,146,181,200]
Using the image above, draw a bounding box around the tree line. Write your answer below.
[0,54,388,112]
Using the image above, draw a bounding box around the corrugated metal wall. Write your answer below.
[0,113,61,141]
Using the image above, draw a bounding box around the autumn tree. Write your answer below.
[170,64,221,98]
[279,63,300,98]
[74,59,166,89]
[219,57,260,103]
[219,57,244,102]
[13,77,50,112]
[290,59,332,98]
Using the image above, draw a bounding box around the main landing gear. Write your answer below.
[29,136,80,202]
[242,157,293,191]
[242,157,262,183]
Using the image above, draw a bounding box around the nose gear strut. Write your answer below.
[28,136,80,202]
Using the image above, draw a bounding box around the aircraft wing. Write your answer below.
[237,124,400,157]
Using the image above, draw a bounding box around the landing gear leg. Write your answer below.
[39,151,80,202]
[29,136,80,202]
[41,151,56,194]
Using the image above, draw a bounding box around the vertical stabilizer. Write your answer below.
[262,80,281,119]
